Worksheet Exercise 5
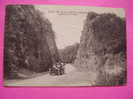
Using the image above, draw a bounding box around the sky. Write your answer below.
[35,5,125,49]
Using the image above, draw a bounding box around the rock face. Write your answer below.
[74,12,126,85]
[45,24,59,63]
[4,5,59,78]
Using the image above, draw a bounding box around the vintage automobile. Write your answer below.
[49,62,65,76]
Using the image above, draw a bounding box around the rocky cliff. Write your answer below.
[4,5,59,79]
[74,12,126,85]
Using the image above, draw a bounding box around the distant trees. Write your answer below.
[4,5,59,79]
[59,43,79,63]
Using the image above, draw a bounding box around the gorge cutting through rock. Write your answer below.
[4,5,126,86]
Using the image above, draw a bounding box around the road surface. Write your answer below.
[4,64,97,86]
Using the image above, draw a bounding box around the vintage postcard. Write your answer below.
[4,5,126,86]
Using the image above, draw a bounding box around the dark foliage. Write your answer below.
[59,43,79,63]
[75,12,126,85]
[4,5,59,79]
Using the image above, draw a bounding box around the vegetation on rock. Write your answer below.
[74,12,126,85]
[4,5,59,79]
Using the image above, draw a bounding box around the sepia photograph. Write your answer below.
[4,5,126,86]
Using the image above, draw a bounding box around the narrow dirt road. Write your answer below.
[4,64,97,86]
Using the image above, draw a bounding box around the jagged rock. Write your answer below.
[4,5,59,79]
[74,12,126,85]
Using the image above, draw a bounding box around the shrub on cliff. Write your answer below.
[75,12,126,85]
[4,5,59,79]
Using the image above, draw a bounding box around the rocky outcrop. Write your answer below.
[44,20,59,63]
[74,12,126,85]
[4,5,59,79]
